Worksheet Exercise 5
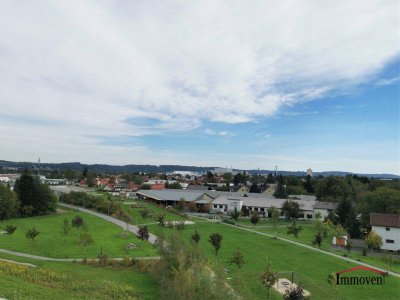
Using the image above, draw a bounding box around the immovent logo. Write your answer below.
[336,266,388,285]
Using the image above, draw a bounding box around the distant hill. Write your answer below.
[0,160,398,179]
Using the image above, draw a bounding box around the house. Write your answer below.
[186,185,211,191]
[150,183,165,190]
[313,201,337,219]
[136,189,204,206]
[370,213,400,252]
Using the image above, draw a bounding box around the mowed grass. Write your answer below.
[238,218,400,274]
[0,256,159,300]
[148,220,400,300]
[0,207,158,259]
[120,200,186,225]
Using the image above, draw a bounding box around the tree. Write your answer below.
[137,225,150,247]
[274,175,287,199]
[241,205,250,217]
[249,182,261,193]
[71,215,85,229]
[358,188,400,227]
[167,182,183,189]
[61,218,71,242]
[260,260,278,297]
[0,184,19,221]
[313,232,322,247]
[223,172,233,183]
[250,212,260,227]
[191,230,201,245]
[140,209,149,220]
[188,201,197,212]
[176,221,185,231]
[14,170,57,216]
[157,214,165,227]
[208,233,223,258]
[26,227,39,242]
[78,231,94,252]
[268,206,280,238]
[5,224,17,235]
[177,198,186,211]
[365,230,382,253]
[141,184,151,190]
[281,200,301,220]
[230,207,240,220]
[336,199,352,226]
[287,221,303,238]
[227,249,245,268]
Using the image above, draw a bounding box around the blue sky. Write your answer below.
[0,1,399,174]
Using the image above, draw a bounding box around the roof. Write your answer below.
[150,184,165,190]
[203,191,242,199]
[313,201,338,210]
[137,189,203,202]
[186,185,210,191]
[211,196,315,211]
[370,213,400,228]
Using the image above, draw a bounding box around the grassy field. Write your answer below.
[148,219,400,300]
[0,255,159,300]
[120,200,186,225]
[227,217,400,274]
[0,207,158,259]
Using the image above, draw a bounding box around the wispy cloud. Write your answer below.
[375,76,400,86]
[204,129,233,136]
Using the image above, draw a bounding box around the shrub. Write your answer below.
[5,224,17,235]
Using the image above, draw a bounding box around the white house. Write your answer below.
[370,213,400,252]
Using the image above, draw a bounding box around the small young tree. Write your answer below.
[345,241,352,254]
[5,224,17,235]
[260,260,278,297]
[250,212,260,228]
[287,221,303,239]
[268,206,280,238]
[314,232,323,247]
[137,225,150,248]
[157,213,165,227]
[208,232,223,258]
[177,198,186,211]
[140,209,149,220]
[188,201,197,212]
[61,218,71,243]
[176,221,185,231]
[284,285,305,300]
[71,215,85,229]
[78,231,94,253]
[230,207,240,220]
[227,249,245,268]
[191,230,201,245]
[26,227,39,242]
[365,229,382,253]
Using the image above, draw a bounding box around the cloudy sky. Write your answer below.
[0,0,399,174]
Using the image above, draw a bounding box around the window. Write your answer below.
[260,208,265,212]
[386,227,390,231]
[299,214,305,218]
[214,205,218,208]
[386,239,394,244]
[307,214,313,219]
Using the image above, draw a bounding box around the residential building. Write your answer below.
[370,213,400,252]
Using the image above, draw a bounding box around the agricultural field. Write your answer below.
[147,219,400,300]
[0,207,158,259]
[0,257,159,300]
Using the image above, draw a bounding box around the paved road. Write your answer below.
[0,257,37,267]
[59,203,159,244]
[191,215,400,279]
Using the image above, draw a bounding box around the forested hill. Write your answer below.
[0,160,398,178]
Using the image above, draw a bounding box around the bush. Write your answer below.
[5,224,17,235]
[222,219,235,225]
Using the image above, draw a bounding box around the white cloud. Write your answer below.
[204,129,233,136]
[0,0,398,170]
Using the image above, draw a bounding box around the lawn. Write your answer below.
[227,217,400,274]
[0,207,158,259]
[120,199,186,225]
[148,220,400,300]
[0,256,160,300]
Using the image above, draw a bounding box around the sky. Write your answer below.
[0,0,399,174]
